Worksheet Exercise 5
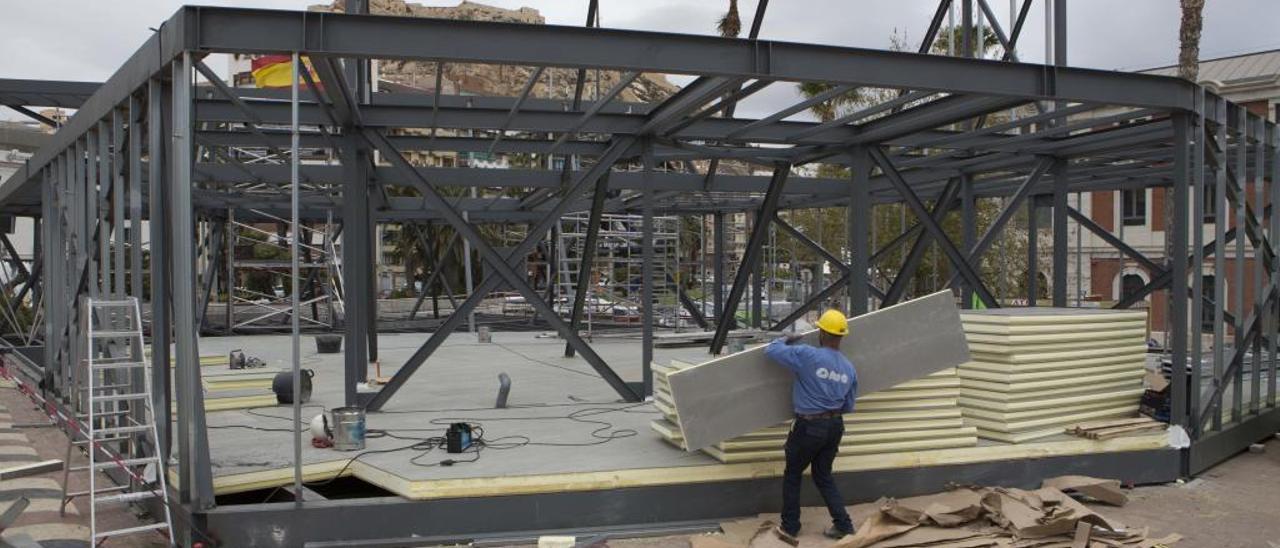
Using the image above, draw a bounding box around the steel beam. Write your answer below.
[710,164,791,354]
[563,171,611,358]
[641,142,656,396]
[361,138,639,411]
[171,54,215,510]
[1169,113,1190,430]
[1051,158,1068,306]
[881,178,962,305]
[146,77,172,465]
[943,158,1053,290]
[362,129,639,402]
[872,148,998,308]
[713,212,725,320]
[848,147,871,315]
[164,7,1190,109]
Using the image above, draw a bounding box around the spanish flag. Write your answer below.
[250,55,319,89]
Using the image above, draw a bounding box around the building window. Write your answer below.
[1120,273,1146,303]
[1121,189,1146,226]
[1203,181,1217,223]
[1201,275,1216,331]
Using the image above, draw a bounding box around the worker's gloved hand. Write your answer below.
[784,334,805,345]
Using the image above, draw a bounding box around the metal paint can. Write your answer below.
[331,406,366,451]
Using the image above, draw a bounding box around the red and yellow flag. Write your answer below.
[250,55,319,89]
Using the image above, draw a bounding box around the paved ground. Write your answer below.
[605,437,1280,548]
[0,382,168,548]
[1100,436,1280,548]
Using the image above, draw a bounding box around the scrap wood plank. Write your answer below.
[1082,423,1167,440]
[1066,417,1157,433]
[0,459,62,480]
[667,291,970,451]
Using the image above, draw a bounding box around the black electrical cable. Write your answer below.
[228,402,653,481]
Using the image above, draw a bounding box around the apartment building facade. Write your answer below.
[1075,50,1280,335]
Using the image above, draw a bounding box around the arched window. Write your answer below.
[1121,273,1146,302]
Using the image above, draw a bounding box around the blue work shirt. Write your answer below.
[764,338,858,415]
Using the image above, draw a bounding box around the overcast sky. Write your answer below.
[2,0,1277,121]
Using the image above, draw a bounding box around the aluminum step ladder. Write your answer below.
[60,297,174,546]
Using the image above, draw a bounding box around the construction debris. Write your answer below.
[1065,418,1167,440]
[1041,476,1129,507]
[688,479,1179,548]
[0,460,62,481]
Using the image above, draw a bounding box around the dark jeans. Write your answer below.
[781,416,853,536]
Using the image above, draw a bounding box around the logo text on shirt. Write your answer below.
[815,367,849,384]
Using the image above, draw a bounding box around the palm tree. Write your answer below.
[717,0,741,38]
[1178,0,1205,81]
[930,24,1002,58]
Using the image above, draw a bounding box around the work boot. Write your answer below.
[772,526,799,546]
[823,526,854,540]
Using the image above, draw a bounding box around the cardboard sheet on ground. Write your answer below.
[668,291,971,451]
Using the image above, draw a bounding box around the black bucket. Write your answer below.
[272,369,315,404]
[315,335,342,354]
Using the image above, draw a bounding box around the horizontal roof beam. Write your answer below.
[181,6,1197,110]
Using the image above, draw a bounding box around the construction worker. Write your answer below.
[764,308,858,544]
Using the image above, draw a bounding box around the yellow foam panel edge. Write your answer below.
[959,311,1147,325]
[210,433,1170,499]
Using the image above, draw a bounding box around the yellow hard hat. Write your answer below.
[816,309,849,336]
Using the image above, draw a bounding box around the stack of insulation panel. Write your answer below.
[650,358,978,463]
[956,308,1149,443]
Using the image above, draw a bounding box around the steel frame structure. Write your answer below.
[1,1,1278,545]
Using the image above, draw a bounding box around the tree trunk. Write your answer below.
[1177,0,1205,81]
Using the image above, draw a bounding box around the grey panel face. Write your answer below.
[668,291,971,451]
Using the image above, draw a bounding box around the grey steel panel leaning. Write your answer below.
[667,291,971,451]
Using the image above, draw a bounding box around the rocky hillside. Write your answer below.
[310,0,678,104]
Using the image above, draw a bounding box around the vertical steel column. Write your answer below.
[961,0,974,58]
[1212,98,1227,432]
[290,52,305,504]
[224,214,234,333]
[1170,113,1191,430]
[128,96,143,301]
[340,137,371,405]
[751,211,764,328]
[713,212,726,320]
[337,0,375,392]
[1232,106,1246,423]
[960,174,975,307]
[848,147,871,315]
[1252,116,1265,415]
[97,121,110,298]
[1027,198,1038,306]
[1190,89,1205,427]
[1054,0,1068,67]
[111,109,125,298]
[86,130,99,301]
[41,167,58,385]
[147,77,172,459]
[1052,158,1069,307]
[641,142,656,396]
[171,54,214,509]
[1270,120,1279,408]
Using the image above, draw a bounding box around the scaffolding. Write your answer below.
[556,213,680,332]
[223,210,341,332]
